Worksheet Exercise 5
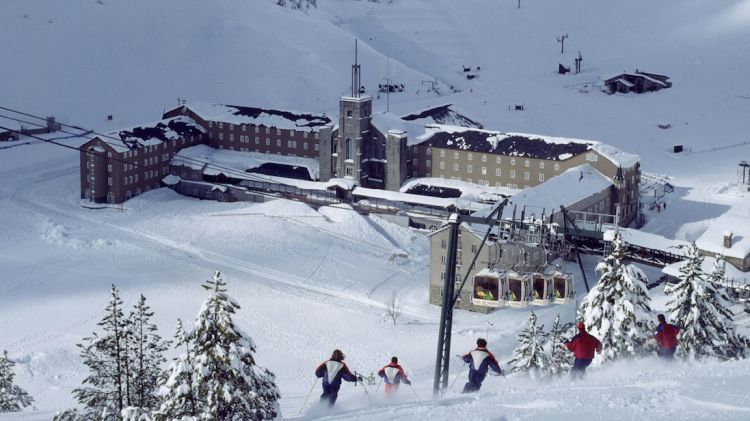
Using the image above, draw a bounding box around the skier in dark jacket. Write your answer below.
[461,338,503,393]
[315,349,361,407]
[377,356,411,397]
[652,314,680,359]
[565,322,602,378]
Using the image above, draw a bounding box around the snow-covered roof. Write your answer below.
[162,174,180,186]
[171,144,320,180]
[400,177,517,202]
[370,112,431,146]
[662,256,750,281]
[603,228,688,254]
[400,104,483,129]
[107,116,205,152]
[414,125,639,168]
[177,101,332,131]
[491,164,613,219]
[353,187,462,209]
[695,213,750,260]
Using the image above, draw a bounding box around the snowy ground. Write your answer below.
[3,0,750,419]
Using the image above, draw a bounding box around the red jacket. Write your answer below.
[654,322,680,349]
[565,331,602,359]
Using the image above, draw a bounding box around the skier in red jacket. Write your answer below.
[565,322,602,378]
[377,356,411,397]
[653,314,680,359]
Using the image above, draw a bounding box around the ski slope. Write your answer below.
[2,0,750,419]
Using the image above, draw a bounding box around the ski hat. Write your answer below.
[577,322,586,331]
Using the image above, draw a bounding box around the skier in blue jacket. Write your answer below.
[315,349,361,407]
[462,338,503,393]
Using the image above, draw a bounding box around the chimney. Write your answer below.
[723,231,733,248]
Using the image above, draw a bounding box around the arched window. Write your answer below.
[345,138,353,160]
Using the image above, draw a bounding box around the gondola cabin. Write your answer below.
[530,273,553,305]
[552,272,575,304]
[506,272,532,307]
[471,270,508,308]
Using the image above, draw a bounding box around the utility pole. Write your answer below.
[557,33,569,54]
[433,199,508,396]
[574,51,583,74]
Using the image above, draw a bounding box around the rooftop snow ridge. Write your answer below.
[180,101,332,130]
[112,116,205,151]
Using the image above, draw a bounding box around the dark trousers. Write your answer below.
[320,384,340,407]
[657,347,677,359]
[462,370,487,393]
[570,358,592,379]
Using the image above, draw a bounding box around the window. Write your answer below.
[441,255,446,263]
[440,150,445,158]
[453,152,459,160]
[525,159,530,168]
[242,124,246,132]
[453,163,459,171]
[107,177,112,186]
[468,153,473,161]
[303,142,308,150]
[345,167,353,176]
[496,156,501,164]
[303,131,308,139]
[276,128,281,135]
[219,133,224,141]
[265,138,270,146]
[346,110,352,117]
[510,158,515,166]
[586,153,598,162]
[539,162,545,169]
[229,134,234,142]
[467,178,472,183]
[287,140,292,147]
[539,173,545,182]
[496,168,501,176]
[219,122,223,129]
[265,127,270,134]
[467,165,473,173]
[314,144,319,151]
[481,167,487,175]
[229,124,234,131]
[440,162,445,170]
[427,147,432,155]
[554,163,560,171]
[482,154,487,162]
[471,245,477,253]
[276,139,281,147]
[345,138,353,160]
[426,159,431,167]
[510,170,516,179]
[255,137,259,144]
[524,172,530,180]
[107,164,112,172]
[414,158,419,165]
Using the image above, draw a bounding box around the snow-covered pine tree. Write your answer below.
[0,350,34,412]
[508,312,549,377]
[578,232,654,361]
[190,272,280,420]
[128,294,169,411]
[73,284,130,418]
[665,243,748,360]
[546,314,574,376]
[154,319,198,421]
[706,257,735,303]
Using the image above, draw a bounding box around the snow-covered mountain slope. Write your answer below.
[2,1,750,419]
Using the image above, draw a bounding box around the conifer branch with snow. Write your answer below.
[546,314,574,375]
[0,350,34,412]
[578,232,655,361]
[508,312,549,377]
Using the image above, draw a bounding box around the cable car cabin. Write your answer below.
[530,273,553,305]
[506,273,532,307]
[471,271,508,308]
[552,273,575,304]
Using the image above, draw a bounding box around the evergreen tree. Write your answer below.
[188,272,280,420]
[0,350,34,412]
[508,312,549,377]
[665,243,748,360]
[578,232,655,361]
[154,319,198,421]
[546,314,574,376]
[128,294,170,411]
[73,285,130,418]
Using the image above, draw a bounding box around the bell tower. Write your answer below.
[335,39,372,183]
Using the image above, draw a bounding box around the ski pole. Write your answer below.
[375,378,383,394]
[408,383,421,401]
[450,363,468,390]
[297,378,318,415]
[356,372,373,405]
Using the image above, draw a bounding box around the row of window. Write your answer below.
[120,136,199,159]
[435,150,566,170]
[208,121,319,139]
[438,174,522,189]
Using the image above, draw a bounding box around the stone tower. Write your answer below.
[335,40,372,183]
[385,130,407,191]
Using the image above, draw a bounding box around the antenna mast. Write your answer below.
[351,39,361,98]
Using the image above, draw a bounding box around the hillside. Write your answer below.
[2,0,750,419]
